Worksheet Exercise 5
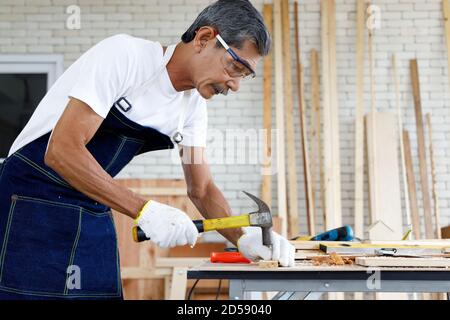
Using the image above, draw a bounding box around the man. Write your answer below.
[0,0,295,299]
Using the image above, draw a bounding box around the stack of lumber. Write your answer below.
[291,240,450,268]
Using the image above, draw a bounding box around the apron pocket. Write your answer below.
[0,195,81,295]
[69,212,121,297]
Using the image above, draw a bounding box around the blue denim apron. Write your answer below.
[0,104,174,299]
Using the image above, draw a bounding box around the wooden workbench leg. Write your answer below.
[169,267,188,300]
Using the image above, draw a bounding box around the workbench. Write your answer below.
[187,261,450,300]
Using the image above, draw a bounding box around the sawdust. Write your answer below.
[312,252,355,266]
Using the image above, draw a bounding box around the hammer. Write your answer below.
[132,191,273,247]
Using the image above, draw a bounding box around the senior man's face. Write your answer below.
[194,38,261,100]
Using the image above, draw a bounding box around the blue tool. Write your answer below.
[310,225,354,241]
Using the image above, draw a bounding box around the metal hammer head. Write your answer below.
[243,191,273,247]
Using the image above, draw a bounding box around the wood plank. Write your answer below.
[403,130,421,239]
[410,59,434,238]
[192,261,448,272]
[321,0,342,229]
[261,4,273,208]
[310,49,326,228]
[282,0,300,238]
[273,0,288,238]
[356,257,450,268]
[156,258,207,268]
[354,0,366,240]
[444,0,450,88]
[392,54,412,235]
[365,112,403,240]
[258,260,279,268]
[426,114,441,239]
[294,1,315,235]
[366,239,450,246]
[291,240,359,250]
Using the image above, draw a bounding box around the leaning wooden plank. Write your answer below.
[354,0,366,240]
[403,130,421,239]
[356,257,450,268]
[310,49,326,228]
[294,0,315,235]
[392,54,412,236]
[273,0,288,237]
[365,112,403,240]
[281,0,300,238]
[444,0,450,88]
[410,59,434,238]
[426,114,441,239]
[261,4,273,208]
[321,0,342,229]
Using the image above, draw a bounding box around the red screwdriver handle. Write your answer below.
[210,252,251,264]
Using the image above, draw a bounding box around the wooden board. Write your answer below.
[392,54,412,234]
[261,4,273,208]
[426,114,441,239]
[356,257,450,268]
[403,130,421,239]
[192,261,448,273]
[279,0,301,238]
[354,0,366,240]
[310,49,326,228]
[410,59,434,238]
[444,0,450,88]
[291,240,359,250]
[321,0,342,229]
[365,113,403,240]
[273,0,288,238]
[281,0,300,238]
[294,1,315,235]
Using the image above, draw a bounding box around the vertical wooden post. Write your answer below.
[354,0,366,240]
[392,54,412,235]
[403,130,421,239]
[410,59,434,239]
[281,0,300,238]
[426,114,441,239]
[261,4,273,208]
[443,0,450,88]
[273,0,288,238]
[294,1,315,235]
[310,49,326,229]
[321,0,342,230]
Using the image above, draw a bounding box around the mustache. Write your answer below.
[212,84,228,96]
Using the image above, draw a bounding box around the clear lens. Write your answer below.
[221,51,254,80]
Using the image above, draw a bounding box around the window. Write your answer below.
[0,54,63,159]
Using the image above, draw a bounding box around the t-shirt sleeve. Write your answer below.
[180,96,208,147]
[68,34,137,118]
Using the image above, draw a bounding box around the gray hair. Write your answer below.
[181,0,271,56]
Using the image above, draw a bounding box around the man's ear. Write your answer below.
[193,26,216,53]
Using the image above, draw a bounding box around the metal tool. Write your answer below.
[132,191,273,247]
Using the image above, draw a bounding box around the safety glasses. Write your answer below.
[216,34,256,80]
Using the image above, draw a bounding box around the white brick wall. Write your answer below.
[1,0,449,235]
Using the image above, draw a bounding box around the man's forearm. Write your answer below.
[45,144,146,219]
[188,181,244,246]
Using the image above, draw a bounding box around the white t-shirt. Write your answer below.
[8,34,208,156]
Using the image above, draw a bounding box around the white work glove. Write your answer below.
[237,227,295,267]
[135,200,198,248]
